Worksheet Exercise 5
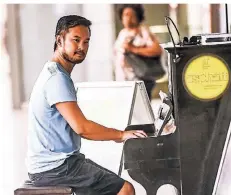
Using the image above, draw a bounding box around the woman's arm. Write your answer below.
[123,29,162,57]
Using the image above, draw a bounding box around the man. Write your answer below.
[26,15,147,195]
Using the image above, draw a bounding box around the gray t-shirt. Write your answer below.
[27,61,80,174]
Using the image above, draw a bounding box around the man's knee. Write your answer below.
[118,181,135,195]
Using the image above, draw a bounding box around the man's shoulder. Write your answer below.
[46,62,59,76]
[44,62,70,83]
[39,62,76,106]
[45,62,65,77]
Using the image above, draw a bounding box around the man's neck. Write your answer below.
[51,51,73,74]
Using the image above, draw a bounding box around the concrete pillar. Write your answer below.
[179,4,211,38]
[5,5,23,109]
[82,4,115,81]
[210,4,221,33]
[177,4,189,38]
[168,4,179,44]
[187,4,204,36]
[0,4,14,194]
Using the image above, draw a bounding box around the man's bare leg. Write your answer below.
[118,181,135,195]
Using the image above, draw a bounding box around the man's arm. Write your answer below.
[56,101,147,142]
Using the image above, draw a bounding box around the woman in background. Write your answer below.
[114,4,162,100]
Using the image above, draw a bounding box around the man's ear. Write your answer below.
[56,35,62,47]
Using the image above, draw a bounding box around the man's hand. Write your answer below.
[115,130,147,143]
[56,102,148,142]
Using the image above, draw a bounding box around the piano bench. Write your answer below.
[14,180,73,195]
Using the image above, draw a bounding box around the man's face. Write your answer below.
[122,7,139,29]
[59,25,90,64]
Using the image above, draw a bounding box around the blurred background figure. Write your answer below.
[114,4,163,100]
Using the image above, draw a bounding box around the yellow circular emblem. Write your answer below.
[183,54,230,101]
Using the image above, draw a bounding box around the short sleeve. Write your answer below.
[114,29,131,53]
[141,26,154,46]
[44,73,77,107]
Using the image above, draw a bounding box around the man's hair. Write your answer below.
[54,15,92,51]
[118,4,145,24]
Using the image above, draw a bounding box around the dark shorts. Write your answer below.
[28,154,125,195]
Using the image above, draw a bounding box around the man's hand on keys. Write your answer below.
[120,130,147,142]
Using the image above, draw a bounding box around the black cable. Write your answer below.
[165,16,181,44]
[225,4,229,33]
[164,16,181,62]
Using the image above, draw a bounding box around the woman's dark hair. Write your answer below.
[54,15,92,51]
[118,4,145,24]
